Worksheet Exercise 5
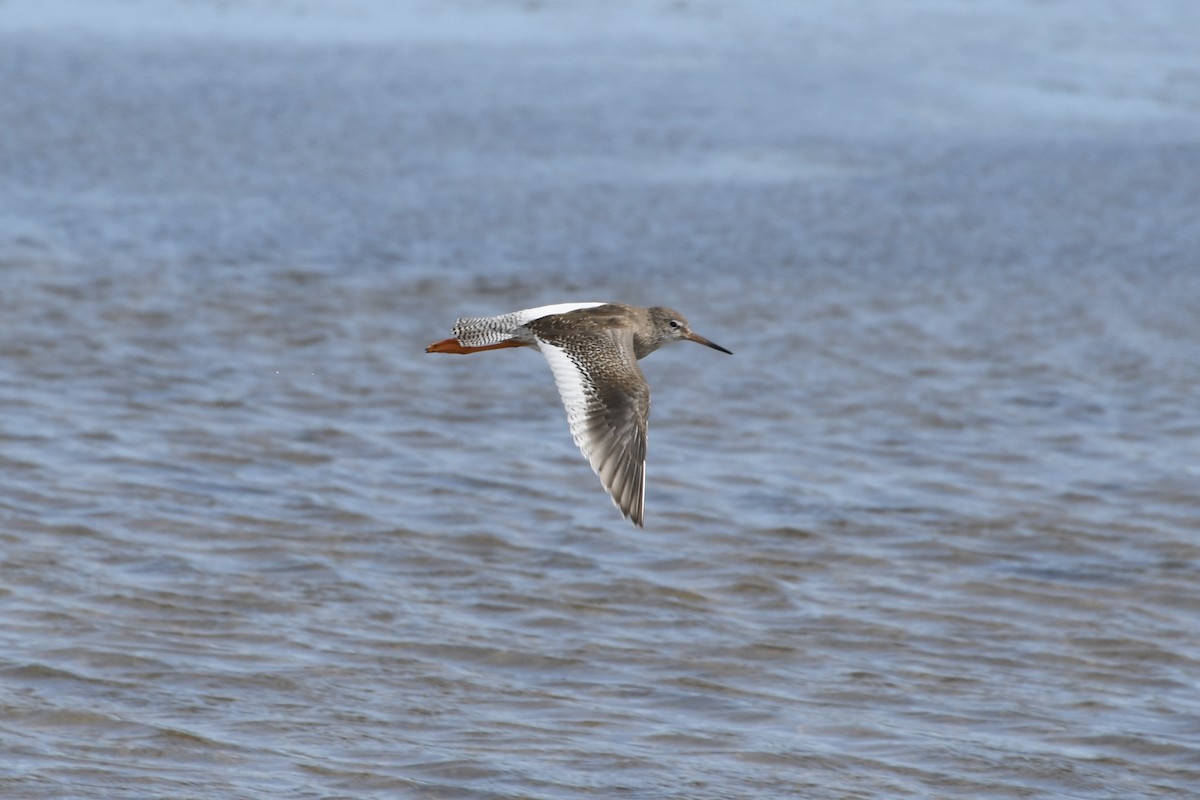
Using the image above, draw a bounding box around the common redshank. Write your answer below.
[425,302,732,526]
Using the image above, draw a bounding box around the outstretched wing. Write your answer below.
[535,329,649,526]
[452,302,605,348]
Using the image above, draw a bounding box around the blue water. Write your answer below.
[2,2,1199,798]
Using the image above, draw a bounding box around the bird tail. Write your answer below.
[425,310,532,353]
[426,303,607,353]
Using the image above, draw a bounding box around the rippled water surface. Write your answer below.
[3,1,1200,798]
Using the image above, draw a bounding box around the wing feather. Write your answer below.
[453,302,605,348]
[536,331,649,526]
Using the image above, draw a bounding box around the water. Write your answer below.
[2,1,1200,797]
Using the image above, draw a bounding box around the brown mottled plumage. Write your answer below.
[426,302,731,526]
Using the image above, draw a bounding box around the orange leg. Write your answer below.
[425,338,529,354]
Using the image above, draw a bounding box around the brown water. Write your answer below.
[2,2,1200,798]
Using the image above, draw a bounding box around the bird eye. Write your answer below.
[668,320,680,329]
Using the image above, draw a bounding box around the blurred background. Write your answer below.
[2,1,1199,798]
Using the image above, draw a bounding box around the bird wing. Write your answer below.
[535,329,649,526]
[453,302,606,348]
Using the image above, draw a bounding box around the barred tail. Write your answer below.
[452,313,527,348]
[427,302,607,353]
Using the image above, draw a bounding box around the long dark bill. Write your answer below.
[686,332,733,355]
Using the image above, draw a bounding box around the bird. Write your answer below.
[425,302,732,526]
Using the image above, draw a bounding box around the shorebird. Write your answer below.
[426,302,732,526]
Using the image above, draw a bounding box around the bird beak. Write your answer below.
[686,331,732,354]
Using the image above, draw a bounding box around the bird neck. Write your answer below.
[632,330,663,360]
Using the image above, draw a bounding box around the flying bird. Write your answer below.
[426,302,731,526]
